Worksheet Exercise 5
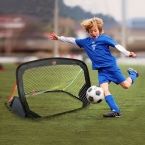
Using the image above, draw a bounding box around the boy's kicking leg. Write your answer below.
[99,67,139,118]
[120,68,139,89]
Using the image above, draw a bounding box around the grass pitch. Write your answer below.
[0,63,145,145]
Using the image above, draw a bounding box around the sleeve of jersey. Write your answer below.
[104,35,118,47]
[104,35,130,56]
[115,44,130,56]
[75,39,84,48]
[57,36,79,47]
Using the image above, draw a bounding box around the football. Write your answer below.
[86,86,104,104]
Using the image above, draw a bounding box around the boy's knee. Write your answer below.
[121,83,130,89]
[120,80,132,89]
[103,89,110,96]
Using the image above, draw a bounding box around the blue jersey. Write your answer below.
[75,34,118,69]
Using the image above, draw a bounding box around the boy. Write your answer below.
[47,17,139,118]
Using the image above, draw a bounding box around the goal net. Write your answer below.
[16,58,91,118]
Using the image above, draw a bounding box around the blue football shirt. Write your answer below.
[75,34,118,69]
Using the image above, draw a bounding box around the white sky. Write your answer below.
[63,0,145,21]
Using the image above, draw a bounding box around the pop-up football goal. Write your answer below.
[8,58,91,118]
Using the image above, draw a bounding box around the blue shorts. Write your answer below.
[98,66,126,85]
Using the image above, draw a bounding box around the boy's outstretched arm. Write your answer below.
[115,44,136,57]
[45,32,78,47]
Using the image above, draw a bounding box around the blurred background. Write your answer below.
[0,0,145,65]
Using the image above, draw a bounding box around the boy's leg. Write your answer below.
[104,95,120,112]
[120,68,139,89]
[127,68,139,83]
[100,83,121,117]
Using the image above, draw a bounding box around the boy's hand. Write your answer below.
[44,32,58,40]
[129,52,136,57]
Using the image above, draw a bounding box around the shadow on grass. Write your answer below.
[40,106,88,120]
[5,100,89,121]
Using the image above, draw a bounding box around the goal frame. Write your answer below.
[14,57,91,118]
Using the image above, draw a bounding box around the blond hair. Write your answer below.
[81,17,104,33]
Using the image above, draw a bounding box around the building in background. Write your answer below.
[0,0,145,59]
